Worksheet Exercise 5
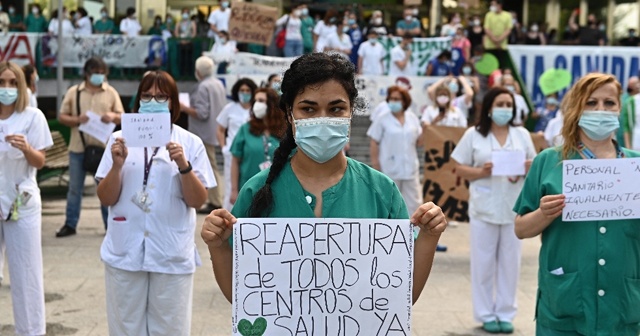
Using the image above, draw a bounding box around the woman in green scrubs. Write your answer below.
[229,87,285,204]
[513,73,640,336]
[201,52,447,304]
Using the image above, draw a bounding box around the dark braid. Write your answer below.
[248,122,297,217]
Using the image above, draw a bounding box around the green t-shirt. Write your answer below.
[513,147,640,335]
[94,19,115,34]
[25,14,47,32]
[147,25,164,36]
[232,156,409,219]
[230,123,281,191]
[9,14,23,32]
[300,16,315,51]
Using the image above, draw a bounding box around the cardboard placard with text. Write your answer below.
[228,2,278,46]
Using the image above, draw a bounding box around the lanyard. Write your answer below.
[577,141,625,159]
[143,147,160,189]
[262,134,271,161]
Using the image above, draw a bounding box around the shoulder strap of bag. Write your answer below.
[76,86,87,148]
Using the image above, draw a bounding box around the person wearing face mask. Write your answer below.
[0,61,52,336]
[216,78,257,210]
[524,22,546,45]
[324,21,353,58]
[276,4,304,57]
[266,74,281,93]
[57,57,124,237]
[120,7,141,36]
[210,30,236,74]
[427,75,474,120]
[201,52,447,307]
[357,29,386,75]
[346,13,363,66]
[425,50,453,76]
[421,85,468,128]
[229,88,285,205]
[452,27,472,61]
[25,4,47,33]
[299,5,314,54]
[74,7,92,36]
[177,57,226,214]
[499,74,528,126]
[147,15,165,35]
[441,13,462,37]
[533,94,560,132]
[363,10,389,37]
[514,73,640,335]
[396,7,421,36]
[48,8,74,37]
[208,0,231,43]
[22,64,39,108]
[96,70,215,336]
[388,33,414,76]
[467,15,485,52]
[569,10,604,46]
[452,87,536,334]
[619,28,640,47]
[483,0,512,68]
[313,9,339,53]
[94,7,115,34]
[8,5,25,32]
[368,86,423,223]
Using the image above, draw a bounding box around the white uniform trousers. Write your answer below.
[104,265,194,336]
[392,173,423,216]
[0,241,5,283]
[222,150,233,210]
[470,218,521,323]
[0,213,46,336]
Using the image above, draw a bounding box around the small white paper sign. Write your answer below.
[232,218,414,336]
[491,150,526,176]
[78,111,116,144]
[121,113,171,147]
[179,93,190,107]
[563,158,640,221]
[0,124,9,152]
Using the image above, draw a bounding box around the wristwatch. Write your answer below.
[179,161,192,174]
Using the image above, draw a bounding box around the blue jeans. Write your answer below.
[284,39,303,57]
[64,152,108,229]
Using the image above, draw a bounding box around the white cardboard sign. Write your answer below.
[121,113,171,148]
[78,111,116,144]
[563,158,640,221]
[491,150,525,176]
[232,218,414,336]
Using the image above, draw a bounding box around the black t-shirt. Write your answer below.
[467,26,484,51]
[620,37,640,47]
[578,26,603,45]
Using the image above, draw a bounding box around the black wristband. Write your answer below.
[179,161,193,174]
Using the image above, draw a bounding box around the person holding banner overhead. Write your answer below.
[451,86,536,334]
[201,52,447,304]
[0,61,52,336]
[95,70,215,336]
[514,73,640,335]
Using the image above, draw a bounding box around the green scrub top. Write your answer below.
[147,25,163,36]
[230,123,281,191]
[94,19,115,34]
[513,147,640,335]
[232,156,409,219]
[25,14,47,33]
[300,16,315,52]
[9,14,23,32]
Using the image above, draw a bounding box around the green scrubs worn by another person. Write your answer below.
[25,12,47,33]
[8,12,24,32]
[301,14,315,54]
[230,122,280,190]
[94,18,115,34]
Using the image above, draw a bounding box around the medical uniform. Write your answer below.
[0,106,52,336]
[367,110,422,214]
[421,105,468,127]
[229,123,280,192]
[95,125,215,336]
[513,147,640,336]
[451,126,536,324]
[216,102,250,210]
[232,157,408,219]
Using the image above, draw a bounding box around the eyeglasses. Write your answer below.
[140,93,170,103]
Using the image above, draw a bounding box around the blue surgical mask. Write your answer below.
[348,19,356,25]
[448,82,459,93]
[301,8,308,16]
[342,26,349,33]
[505,85,515,93]
[546,97,559,106]
[221,1,229,9]
[578,111,620,141]
[462,67,472,75]
[139,99,170,113]
[0,88,18,106]
[491,107,513,126]
[293,117,350,164]
[89,74,105,86]
[239,92,252,104]
[388,101,403,113]
[271,82,281,92]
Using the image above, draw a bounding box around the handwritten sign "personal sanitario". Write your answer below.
[563,158,640,221]
[232,219,414,336]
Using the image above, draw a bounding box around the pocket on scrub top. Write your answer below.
[165,229,192,263]
[541,271,584,319]
[622,276,640,324]
[106,217,131,256]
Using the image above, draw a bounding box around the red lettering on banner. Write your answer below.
[0,35,34,65]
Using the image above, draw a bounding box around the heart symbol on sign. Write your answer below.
[474,53,499,75]
[538,69,572,96]
[238,318,268,336]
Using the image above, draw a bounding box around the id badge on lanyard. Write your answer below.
[131,147,159,213]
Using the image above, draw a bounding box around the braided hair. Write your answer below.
[248,53,359,217]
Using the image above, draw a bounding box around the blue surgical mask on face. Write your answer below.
[448,82,459,93]
[221,1,229,9]
[578,111,620,141]
[89,74,105,86]
[0,88,18,106]
[505,85,515,93]
[239,92,252,104]
[139,99,170,113]
[301,8,309,16]
[491,107,513,126]
[546,97,559,107]
[388,101,403,113]
[293,117,350,164]
[348,19,356,25]
[462,67,472,75]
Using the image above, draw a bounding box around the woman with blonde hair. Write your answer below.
[0,61,52,335]
[514,73,640,335]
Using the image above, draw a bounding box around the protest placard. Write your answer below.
[78,111,116,144]
[491,151,526,176]
[228,2,278,46]
[232,218,414,336]
[179,93,190,107]
[562,158,640,221]
[121,113,171,147]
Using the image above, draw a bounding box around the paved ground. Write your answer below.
[0,184,541,336]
